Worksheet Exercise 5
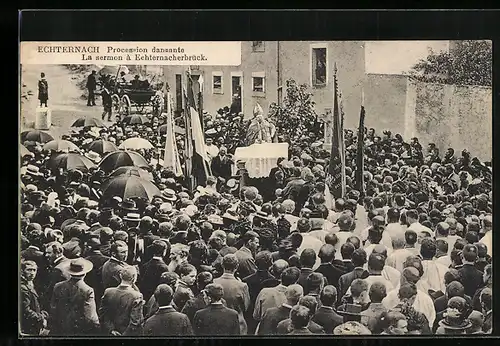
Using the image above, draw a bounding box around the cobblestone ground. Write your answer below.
[20,65,107,140]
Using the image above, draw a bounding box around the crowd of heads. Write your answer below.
[20,104,493,336]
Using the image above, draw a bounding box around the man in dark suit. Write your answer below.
[281,167,305,202]
[242,250,276,334]
[210,146,233,181]
[20,260,48,335]
[21,229,49,293]
[458,245,484,298]
[234,231,259,280]
[84,237,109,308]
[128,216,159,265]
[182,272,226,324]
[315,244,345,291]
[276,295,325,334]
[214,254,250,334]
[193,283,240,335]
[257,284,303,335]
[268,157,287,189]
[86,70,97,106]
[42,241,70,311]
[312,285,343,334]
[480,288,492,333]
[99,227,114,257]
[48,258,100,336]
[296,172,315,213]
[431,281,473,333]
[139,240,169,302]
[99,265,144,336]
[101,241,137,290]
[287,305,313,335]
[297,248,327,290]
[338,248,369,305]
[143,284,193,336]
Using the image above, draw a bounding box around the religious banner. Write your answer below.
[355,91,366,197]
[326,65,346,199]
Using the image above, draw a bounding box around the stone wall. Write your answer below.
[407,80,492,161]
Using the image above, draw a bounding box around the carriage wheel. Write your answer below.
[111,94,120,112]
[121,95,131,116]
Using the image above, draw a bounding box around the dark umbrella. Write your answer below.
[72,117,106,128]
[20,144,33,158]
[42,140,81,153]
[122,114,151,125]
[98,150,150,173]
[47,153,96,172]
[108,166,154,181]
[86,139,118,155]
[158,124,186,135]
[21,130,54,144]
[100,175,160,202]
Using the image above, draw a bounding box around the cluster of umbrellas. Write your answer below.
[20,116,168,203]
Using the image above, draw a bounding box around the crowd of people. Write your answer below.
[20,103,493,336]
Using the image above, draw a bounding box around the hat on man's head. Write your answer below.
[30,191,48,202]
[118,198,138,212]
[159,188,177,202]
[222,209,239,222]
[61,258,93,276]
[84,151,101,163]
[26,164,44,177]
[254,211,272,222]
[207,214,224,226]
[100,207,114,220]
[123,213,141,223]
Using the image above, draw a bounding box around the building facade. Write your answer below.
[162,41,366,127]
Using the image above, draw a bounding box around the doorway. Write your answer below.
[231,75,242,114]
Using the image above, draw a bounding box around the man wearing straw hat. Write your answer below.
[47,258,100,335]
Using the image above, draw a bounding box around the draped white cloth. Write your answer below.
[233,143,289,178]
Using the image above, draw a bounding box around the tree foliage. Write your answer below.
[407,40,492,87]
[268,79,318,141]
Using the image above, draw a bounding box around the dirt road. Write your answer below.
[20,64,102,139]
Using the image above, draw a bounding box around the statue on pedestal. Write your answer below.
[245,103,275,146]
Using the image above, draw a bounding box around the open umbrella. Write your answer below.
[98,150,150,173]
[122,114,150,125]
[47,153,96,172]
[118,137,154,150]
[21,130,54,144]
[108,166,154,181]
[86,139,118,155]
[20,144,33,158]
[72,117,106,128]
[100,175,160,202]
[43,140,81,153]
[158,124,186,135]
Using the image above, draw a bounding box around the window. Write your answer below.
[311,44,327,87]
[252,41,265,52]
[252,72,265,94]
[212,71,223,94]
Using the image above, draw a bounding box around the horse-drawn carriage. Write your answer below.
[111,86,163,116]
[99,66,164,116]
